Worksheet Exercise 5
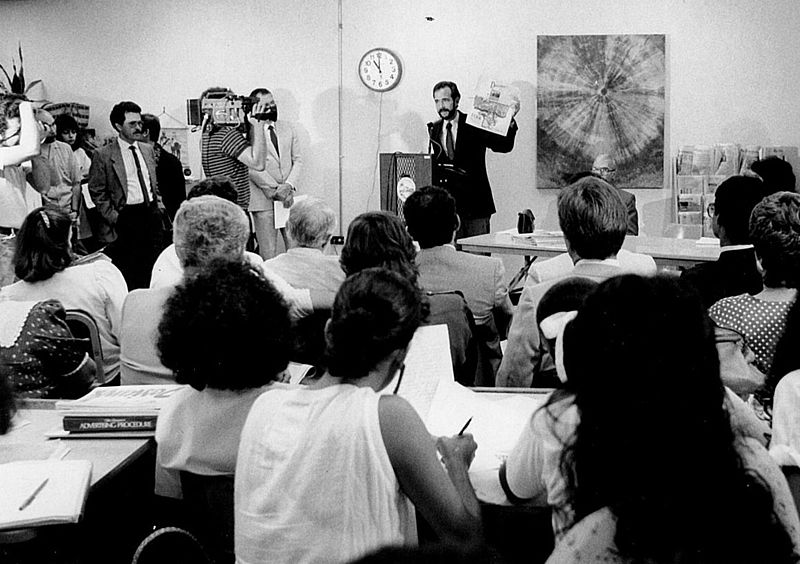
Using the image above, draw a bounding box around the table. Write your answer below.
[458,232,721,270]
[0,403,156,564]
[0,403,154,489]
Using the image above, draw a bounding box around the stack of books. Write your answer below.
[50,384,184,438]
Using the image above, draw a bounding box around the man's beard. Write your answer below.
[439,107,456,121]
[265,109,278,122]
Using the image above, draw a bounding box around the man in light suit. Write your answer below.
[404,186,513,385]
[88,101,168,289]
[497,176,629,387]
[592,154,639,235]
[248,88,303,259]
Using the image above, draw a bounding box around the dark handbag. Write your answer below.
[517,209,535,234]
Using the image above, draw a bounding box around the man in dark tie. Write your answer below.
[428,81,519,239]
[248,87,303,259]
[88,101,169,289]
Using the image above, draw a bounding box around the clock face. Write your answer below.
[358,48,402,92]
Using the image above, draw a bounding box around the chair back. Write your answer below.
[119,289,176,385]
[290,307,332,369]
[64,309,107,385]
[427,291,479,386]
[179,471,235,564]
[131,526,211,564]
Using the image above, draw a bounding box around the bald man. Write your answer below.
[592,153,638,235]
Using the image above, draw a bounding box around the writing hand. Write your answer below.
[437,434,477,469]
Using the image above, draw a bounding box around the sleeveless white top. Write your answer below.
[235,384,416,564]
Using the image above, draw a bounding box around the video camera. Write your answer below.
[186,91,269,127]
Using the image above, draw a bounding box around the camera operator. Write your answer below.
[200,86,268,209]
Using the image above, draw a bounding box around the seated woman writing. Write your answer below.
[235,268,482,564]
[503,275,800,563]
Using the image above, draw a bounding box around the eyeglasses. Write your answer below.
[593,167,615,174]
[706,202,716,217]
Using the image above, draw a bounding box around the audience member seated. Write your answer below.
[340,211,478,385]
[0,206,126,381]
[403,186,512,384]
[235,268,482,564]
[589,157,638,235]
[154,259,292,562]
[149,176,328,319]
[682,175,765,307]
[752,156,796,195]
[769,297,800,468]
[0,299,94,398]
[120,195,251,384]
[528,247,655,286]
[497,176,629,387]
[534,277,598,388]
[263,196,345,292]
[502,275,800,562]
[709,191,800,413]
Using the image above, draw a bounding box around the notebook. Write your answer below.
[0,459,92,530]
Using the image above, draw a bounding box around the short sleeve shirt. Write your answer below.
[201,127,250,208]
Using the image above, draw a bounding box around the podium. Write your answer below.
[379,153,433,216]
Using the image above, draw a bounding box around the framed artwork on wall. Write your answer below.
[536,34,666,189]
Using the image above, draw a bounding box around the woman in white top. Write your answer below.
[235,268,482,564]
[0,206,127,381]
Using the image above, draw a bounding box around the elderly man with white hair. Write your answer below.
[263,196,345,293]
[119,195,332,384]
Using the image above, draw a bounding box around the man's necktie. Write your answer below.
[129,145,151,205]
[445,122,454,160]
[269,125,280,157]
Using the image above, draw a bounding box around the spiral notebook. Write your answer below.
[0,459,92,530]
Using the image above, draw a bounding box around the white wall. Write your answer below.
[3,0,800,244]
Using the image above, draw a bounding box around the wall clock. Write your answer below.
[358,48,403,92]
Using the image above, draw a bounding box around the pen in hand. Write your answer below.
[458,416,473,436]
[18,477,49,511]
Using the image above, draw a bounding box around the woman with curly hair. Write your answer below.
[235,268,482,564]
[0,205,127,382]
[154,258,293,562]
[709,191,800,413]
[503,275,800,563]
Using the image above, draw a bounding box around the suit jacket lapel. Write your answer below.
[110,142,128,196]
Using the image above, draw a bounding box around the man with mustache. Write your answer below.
[429,80,519,238]
[248,87,304,259]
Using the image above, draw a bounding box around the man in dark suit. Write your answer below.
[88,101,169,289]
[140,113,186,220]
[429,81,519,239]
[681,175,766,308]
[592,153,639,235]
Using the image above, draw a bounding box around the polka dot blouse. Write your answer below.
[709,294,794,376]
[0,300,89,398]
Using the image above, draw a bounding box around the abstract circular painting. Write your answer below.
[536,34,665,189]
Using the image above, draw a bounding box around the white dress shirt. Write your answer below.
[116,137,152,205]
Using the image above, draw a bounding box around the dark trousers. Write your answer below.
[106,204,167,290]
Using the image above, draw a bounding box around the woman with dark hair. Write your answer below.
[0,206,127,381]
[504,275,800,563]
[235,268,482,564]
[340,211,477,384]
[55,114,95,248]
[709,191,800,415]
[154,259,292,536]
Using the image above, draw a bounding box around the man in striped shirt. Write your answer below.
[200,87,268,209]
